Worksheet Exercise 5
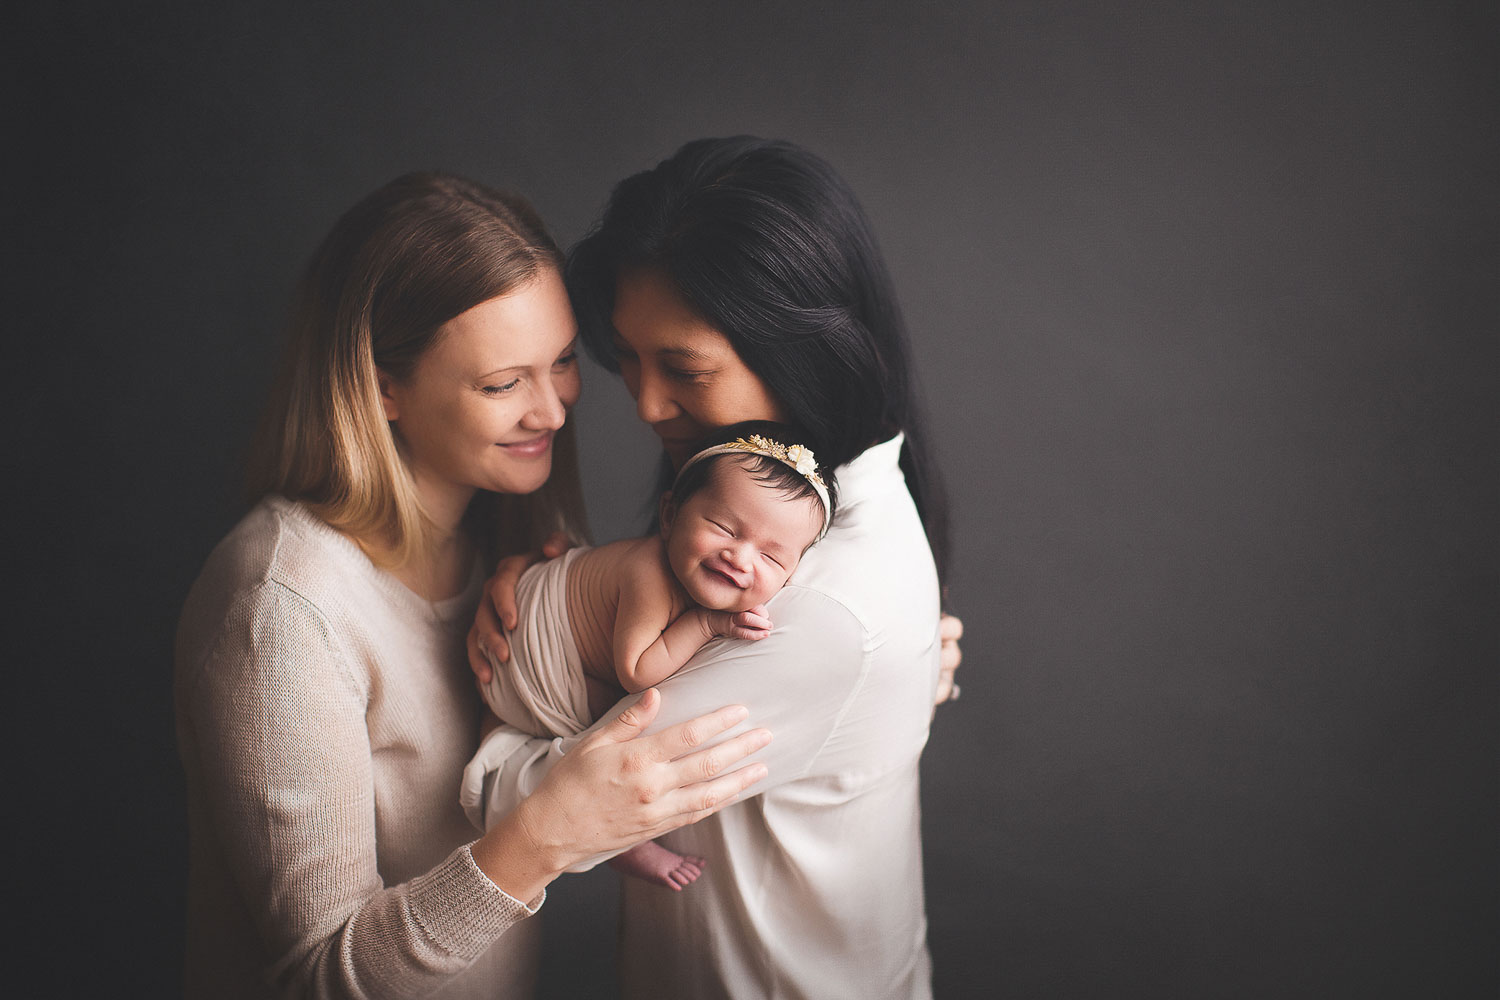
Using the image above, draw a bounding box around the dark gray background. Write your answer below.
[9,1,1495,996]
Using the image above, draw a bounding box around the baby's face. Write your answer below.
[663,458,825,613]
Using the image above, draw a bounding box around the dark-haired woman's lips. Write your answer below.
[497,432,554,459]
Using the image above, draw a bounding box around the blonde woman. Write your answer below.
[174,173,770,999]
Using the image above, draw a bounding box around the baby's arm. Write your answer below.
[614,562,771,693]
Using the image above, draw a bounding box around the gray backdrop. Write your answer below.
[10,1,1495,996]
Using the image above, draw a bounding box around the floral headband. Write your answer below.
[676,433,833,539]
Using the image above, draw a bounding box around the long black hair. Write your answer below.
[567,136,949,586]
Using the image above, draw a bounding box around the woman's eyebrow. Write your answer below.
[659,344,715,363]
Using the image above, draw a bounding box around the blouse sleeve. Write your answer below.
[466,585,869,849]
[179,580,537,999]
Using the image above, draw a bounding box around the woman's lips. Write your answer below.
[497,432,553,459]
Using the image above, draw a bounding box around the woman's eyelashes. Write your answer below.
[664,364,715,384]
[481,351,576,395]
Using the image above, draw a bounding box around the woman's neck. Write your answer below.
[377,473,477,601]
[390,528,473,601]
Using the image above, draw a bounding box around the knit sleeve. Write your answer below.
[179,579,539,999]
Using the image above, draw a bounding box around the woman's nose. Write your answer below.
[634,370,678,424]
[527,378,567,430]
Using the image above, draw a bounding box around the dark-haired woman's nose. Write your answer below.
[634,371,678,424]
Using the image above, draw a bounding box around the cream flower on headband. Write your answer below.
[785,444,817,478]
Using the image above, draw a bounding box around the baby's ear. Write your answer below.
[658,491,677,537]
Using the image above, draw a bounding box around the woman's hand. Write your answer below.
[472,689,771,900]
[467,532,574,685]
[933,612,964,705]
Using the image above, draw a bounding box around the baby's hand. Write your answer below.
[727,605,773,641]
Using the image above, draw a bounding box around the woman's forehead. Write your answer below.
[613,270,726,348]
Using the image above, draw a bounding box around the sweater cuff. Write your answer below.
[405,843,545,959]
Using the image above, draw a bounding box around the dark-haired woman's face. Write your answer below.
[611,268,785,469]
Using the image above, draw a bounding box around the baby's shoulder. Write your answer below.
[590,534,666,582]
[570,536,668,609]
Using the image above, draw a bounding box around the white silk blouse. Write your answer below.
[465,433,942,999]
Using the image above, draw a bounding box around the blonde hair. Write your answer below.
[248,172,589,566]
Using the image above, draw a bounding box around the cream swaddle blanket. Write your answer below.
[478,547,593,739]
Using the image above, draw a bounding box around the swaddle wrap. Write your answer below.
[479,546,592,738]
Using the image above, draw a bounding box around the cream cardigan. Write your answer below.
[175,497,541,999]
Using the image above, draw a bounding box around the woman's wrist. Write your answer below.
[470,797,567,903]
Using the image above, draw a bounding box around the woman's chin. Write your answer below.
[485,462,552,496]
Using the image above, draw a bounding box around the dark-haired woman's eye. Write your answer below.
[554,351,578,368]
[482,379,521,395]
[665,365,713,384]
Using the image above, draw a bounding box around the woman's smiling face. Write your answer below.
[610,268,786,468]
[380,267,581,511]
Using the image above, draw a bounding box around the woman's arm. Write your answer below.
[470,551,958,706]
[185,582,770,998]
[183,584,518,998]
[468,586,879,847]
[472,688,770,901]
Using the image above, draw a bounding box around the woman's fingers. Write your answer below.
[655,758,770,830]
[475,544,572,670]
[467,601,508,684]
[591,695,770,822]
[487,553,535,632]
[934,612,964,705]
[675,725,772,782]
[511,693,771,873]
[626,700,752,761]
[597,687,662,741]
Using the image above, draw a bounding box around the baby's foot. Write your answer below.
[608,841,707,891]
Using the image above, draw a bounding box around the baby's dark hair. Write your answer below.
[669,420,838,531]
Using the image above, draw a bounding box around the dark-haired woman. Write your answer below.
[468,138,959,998]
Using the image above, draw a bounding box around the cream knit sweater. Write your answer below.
[175,497,541,999]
